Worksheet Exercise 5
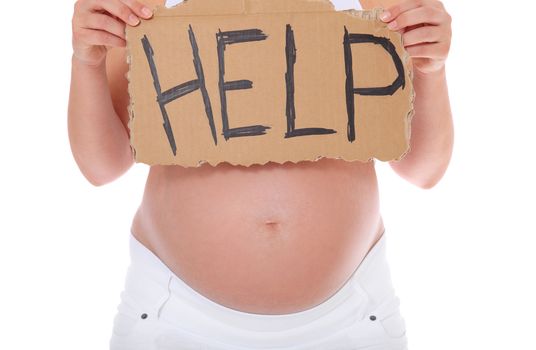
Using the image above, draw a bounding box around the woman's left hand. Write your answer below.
[380,0,452,74]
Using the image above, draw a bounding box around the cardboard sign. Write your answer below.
[126,0,415,167]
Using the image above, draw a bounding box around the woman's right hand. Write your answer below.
[72,0,154,67]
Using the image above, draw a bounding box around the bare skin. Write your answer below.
[68,0,453,314]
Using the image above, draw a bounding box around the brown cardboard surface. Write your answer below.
[126,0,414,167]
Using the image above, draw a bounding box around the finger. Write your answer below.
[120,0,153,19]
[402,25,442,47]
[88,0,140,26]
[386,6,445,31]
[405,42,448,59]
[73,0,93,13]
[380,0,426,22]
[82,13,126,39]
[78,28,126,47]
[396,23,424,35]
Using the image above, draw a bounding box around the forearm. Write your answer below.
[389,65,454,188]
[67,55,133,186]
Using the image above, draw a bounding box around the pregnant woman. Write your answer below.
[68,0,453,349]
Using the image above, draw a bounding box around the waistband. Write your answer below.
[127,229,393,334]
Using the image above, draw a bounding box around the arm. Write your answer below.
[67,0,158,186]
[391,66,453,189]
[68,49,133,187]
[363,0,454,189]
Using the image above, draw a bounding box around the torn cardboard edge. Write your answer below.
[126,0,415,167]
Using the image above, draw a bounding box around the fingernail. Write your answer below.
[141,6,153,18]
[387,20,397,30]
[380,10,391,21]
[129,14,140,26]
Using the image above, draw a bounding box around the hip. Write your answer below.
[109,228,407,350]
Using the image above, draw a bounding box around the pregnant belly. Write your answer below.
[131,158,383,315]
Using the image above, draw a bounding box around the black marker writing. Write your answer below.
[216,29,271,139]
[141,25,217,156]
[285,24,336,138]
[343,27,405,142]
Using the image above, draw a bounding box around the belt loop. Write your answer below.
[351,282,370,321]
[155,272,173,320]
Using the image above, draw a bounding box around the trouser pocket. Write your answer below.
[111,292,146,338]
[110,267,174,349]
[345,285,408,349]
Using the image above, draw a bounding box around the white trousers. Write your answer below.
[110,231,408,350]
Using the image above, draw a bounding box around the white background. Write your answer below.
[1,0,535,349]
